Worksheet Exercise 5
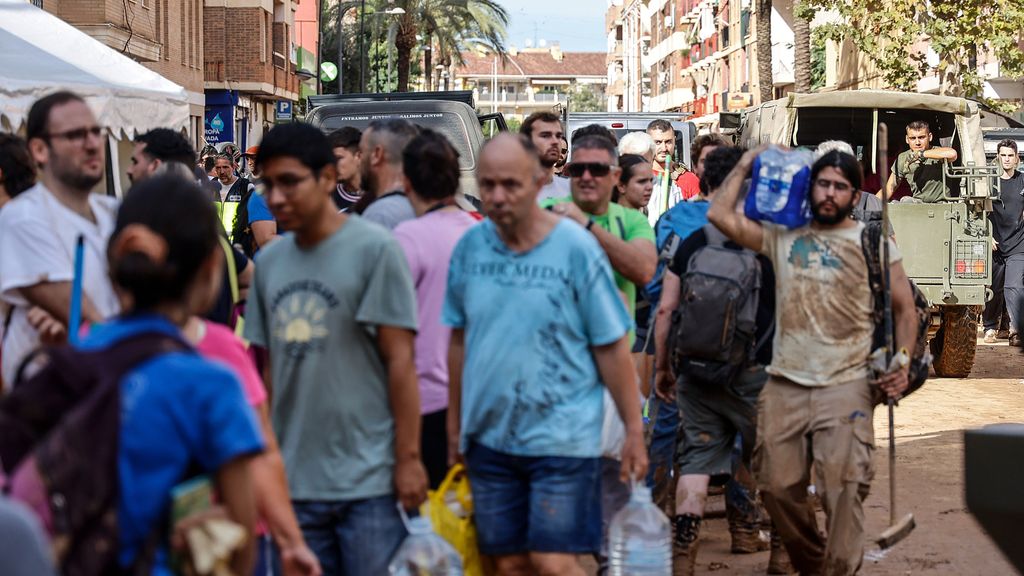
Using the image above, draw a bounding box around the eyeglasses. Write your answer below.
[565,162,612,178]
[46,126,105,143]
[815,178,853,193]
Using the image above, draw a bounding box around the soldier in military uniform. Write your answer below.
[883,120,958,202]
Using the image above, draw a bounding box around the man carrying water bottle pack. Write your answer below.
[708,146,917,575]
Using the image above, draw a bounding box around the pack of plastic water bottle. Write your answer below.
[609,482,671,575]
[388,514,464,576]
[744,146,816,229]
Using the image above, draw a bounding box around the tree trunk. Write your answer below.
[423,31,434,91]
[793,5,811,92]
[756,0,774,103]
[395,12,417,92]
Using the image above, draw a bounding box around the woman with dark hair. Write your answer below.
[96,175,265,574]
[393,129,478,488]
[615,153,654,214]
[0,134,36,210]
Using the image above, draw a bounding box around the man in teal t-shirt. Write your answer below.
[541,135,657,344]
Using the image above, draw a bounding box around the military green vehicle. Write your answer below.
[739,90,996,377]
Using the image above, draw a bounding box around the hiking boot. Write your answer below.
[1011,331,1021,347]
[984,329,998,343]
[998,329,1010,339]
[672,514,701,576]
[767,530,794,574]
[730,524,770,553]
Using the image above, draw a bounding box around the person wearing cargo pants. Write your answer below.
[708,148,918,575]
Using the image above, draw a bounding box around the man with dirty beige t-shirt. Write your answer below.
[708,147,919,575]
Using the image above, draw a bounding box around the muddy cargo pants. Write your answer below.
[754,376,875,576]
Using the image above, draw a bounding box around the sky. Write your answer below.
[502,0,607,53]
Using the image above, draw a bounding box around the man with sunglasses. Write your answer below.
[0,91,121,387]
[708,148,918,575]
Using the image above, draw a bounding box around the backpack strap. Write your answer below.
[861,222,888,349]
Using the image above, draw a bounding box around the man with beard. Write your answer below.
[0,92,121,385]
[359,119,420,230]
[708,149,919,575]
[521,111,570,202]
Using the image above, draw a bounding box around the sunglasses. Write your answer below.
[565,162,612,178]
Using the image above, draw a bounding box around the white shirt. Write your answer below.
[536,176,571,203]
[0,184,121,385]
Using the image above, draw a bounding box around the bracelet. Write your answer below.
[585,219,595,231]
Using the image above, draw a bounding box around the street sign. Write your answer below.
[320,61,338,83]
[275,100,293,123]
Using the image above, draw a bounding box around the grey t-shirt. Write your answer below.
[245,216,418,500]
[362,192,416,230]
[0,498,56,576]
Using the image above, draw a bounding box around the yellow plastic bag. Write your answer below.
[422,464,492,576]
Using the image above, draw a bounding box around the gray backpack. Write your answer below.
[668,225,761,385]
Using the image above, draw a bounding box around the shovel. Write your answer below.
[875,122,916,550]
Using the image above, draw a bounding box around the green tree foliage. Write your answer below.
[571,85,606,113]
[804,0,1024,103]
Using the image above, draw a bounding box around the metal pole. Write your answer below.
[358,0,366,92]
[316,0,323,94]
[387,25,393,92]
[337,0,344,93]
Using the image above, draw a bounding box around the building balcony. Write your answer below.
[608,79,625,96]
[606,4,624,31]
[607,42,624,65]
[475,92,569,106]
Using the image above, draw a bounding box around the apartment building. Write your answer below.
[203,0,302,151]
[606,0,651,112]
[456,45,607,122]
[40,0,207,144]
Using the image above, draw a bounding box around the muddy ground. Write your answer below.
[585,338,1023,575]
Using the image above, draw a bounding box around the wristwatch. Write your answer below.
[585,219,595,232]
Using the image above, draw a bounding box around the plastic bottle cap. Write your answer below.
[407,516,433,534]
[631,484,653,502]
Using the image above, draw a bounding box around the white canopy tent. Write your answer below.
[0,0,189,138]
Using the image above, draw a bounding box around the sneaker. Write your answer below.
[984,329,998,343]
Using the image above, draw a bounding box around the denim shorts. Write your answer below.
[464,442,602,555]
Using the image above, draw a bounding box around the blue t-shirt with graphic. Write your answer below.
[79,315,264,573]
[442,219,631,458]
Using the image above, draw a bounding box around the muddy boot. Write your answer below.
[767,530,794,575]
[727,498,769,554]
[672,514,701,576]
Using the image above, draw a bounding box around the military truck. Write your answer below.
[739,90,996,377]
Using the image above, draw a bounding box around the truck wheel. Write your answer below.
[930,305,979,378]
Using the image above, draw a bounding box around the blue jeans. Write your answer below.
[646,396,680,511]
[465,442,602,555]
[291,496,407,575]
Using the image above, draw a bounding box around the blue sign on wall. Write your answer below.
[275,100,293,123]
[204,105,234,145]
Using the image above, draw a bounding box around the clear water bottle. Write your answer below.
[388,515,464,576]
[745,146,816,229]
[609,483,671,576]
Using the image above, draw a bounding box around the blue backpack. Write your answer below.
[644,201,711,319]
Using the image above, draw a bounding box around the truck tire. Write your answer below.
[930,305,979,378]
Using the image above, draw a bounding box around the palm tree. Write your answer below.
[393,0,509,92]
[793,1,812,92]
[756,0,773,103]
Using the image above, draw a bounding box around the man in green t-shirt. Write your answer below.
[542,135,657,344]
[884,120,959,203]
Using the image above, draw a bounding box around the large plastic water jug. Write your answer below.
[744,146,815,229]
[609,483,671,575]
[388,515,464,576]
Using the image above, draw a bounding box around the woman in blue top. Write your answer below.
[91,174,265,574]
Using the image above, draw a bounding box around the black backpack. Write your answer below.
[0,333,190,576]
[667,225,765,385]
[862,221,931,397]
[228,178,257,257]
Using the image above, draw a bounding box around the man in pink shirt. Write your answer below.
[393,129,478,487]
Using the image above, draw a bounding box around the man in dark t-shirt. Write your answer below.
[984,140,1024,345]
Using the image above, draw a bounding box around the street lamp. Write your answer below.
[365,6,406,93]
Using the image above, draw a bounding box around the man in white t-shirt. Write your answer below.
[521,111,571,202]
[0,91,121,387]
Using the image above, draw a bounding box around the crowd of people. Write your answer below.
[0,89,1011,576]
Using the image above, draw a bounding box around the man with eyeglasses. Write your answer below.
[708,148,918,575]
[0,91,121,387]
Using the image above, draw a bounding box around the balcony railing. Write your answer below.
[476,92,569,105]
